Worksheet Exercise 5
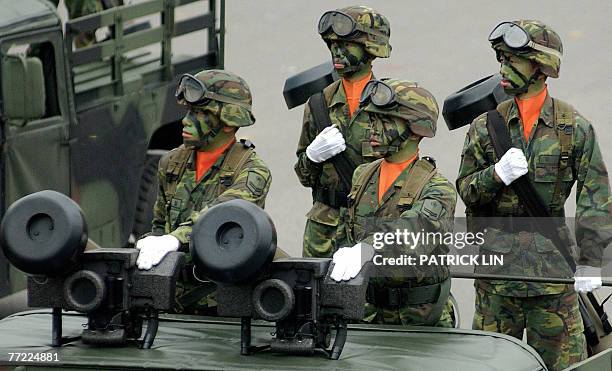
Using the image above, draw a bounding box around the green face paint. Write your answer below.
[181,104,223,149]
[498,52,538,96]
[329,40,370,77]
[363,112,412,159]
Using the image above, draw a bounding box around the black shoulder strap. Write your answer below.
[308,92,355,192]
[485,110,576,271]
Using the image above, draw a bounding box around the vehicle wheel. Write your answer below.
[190,199,277,284]
[0,190,87,276]
[133,152,164,239]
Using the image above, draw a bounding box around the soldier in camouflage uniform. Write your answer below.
[331,79,457,327]
[295,6,392,258]
[457,20,612,370]
[136,70,271,315]
[50,0,109,48]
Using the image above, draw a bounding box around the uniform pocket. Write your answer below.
[306,201,340,226]
[479,228,513,253]
[534,154,573,183]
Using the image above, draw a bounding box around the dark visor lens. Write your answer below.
[360,81,377,104]
[489,22,511,41]
[318,11,355,36]
[370,82,394,106]
[331,13,355,36]
[184,81,203,102]
[318,12,332,34]
[503,24,529,48]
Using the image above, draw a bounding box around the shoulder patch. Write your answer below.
[246,171,268,197]
[420,199,444,221]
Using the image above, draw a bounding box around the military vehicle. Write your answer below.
[0,0,225,311]
[0,3,610,368]
[0,190,611,370]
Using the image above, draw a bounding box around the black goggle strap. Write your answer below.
[319,11,388,39]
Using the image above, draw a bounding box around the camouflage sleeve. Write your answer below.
[573,116,612,267]
[150,155,168,236]
[339,163,370,246]
[456,114,504,206]
[170,153,272,244]
[360,174,457,256]
[294,101,323,188]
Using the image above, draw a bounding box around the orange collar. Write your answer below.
[195,137,235,182]
[515,85,548,141]
[378,153,419,204]
[342,72,372,117]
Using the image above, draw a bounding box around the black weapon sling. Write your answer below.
[486,109,604,348]
[308,92,356,198]
[485,109,576,272]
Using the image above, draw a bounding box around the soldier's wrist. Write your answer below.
[492,168,503,183]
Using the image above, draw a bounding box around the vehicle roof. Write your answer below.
[0,0,59,37]
[0,310,547,371]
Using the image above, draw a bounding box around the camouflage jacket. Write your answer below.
[151,140,271,252]
[457,94,612,297]
[295,78,377,234]
[344,158,457,286]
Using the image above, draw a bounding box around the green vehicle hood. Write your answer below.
[0,310,552,370]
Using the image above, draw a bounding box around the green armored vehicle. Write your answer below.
[0,189,611,370]
[0,0,224,305]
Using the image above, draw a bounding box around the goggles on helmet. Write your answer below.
[318,11,387,38]
[175,74,251,109]
[360,79,429,115]
[488,22,562,59]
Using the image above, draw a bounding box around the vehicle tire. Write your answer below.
[190,199,277,284]
[0,190,88,276]
[133,152,164,239]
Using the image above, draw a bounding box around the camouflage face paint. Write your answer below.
[181,103,223,149]
[364,112,412,159]
[329,40,370,77]
[498,52,538,96]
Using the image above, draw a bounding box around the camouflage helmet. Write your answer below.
[364,79,439,138]
[190,69,255,127]
[491,20,563,78]
[319,6,391,58]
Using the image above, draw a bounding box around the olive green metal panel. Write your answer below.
[0,311,548,371]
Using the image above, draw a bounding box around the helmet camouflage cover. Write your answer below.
[321,6,391,58]
[492,20,563,78]
[366,79,439,138]
[191,69,255,127]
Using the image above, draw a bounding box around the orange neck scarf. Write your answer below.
[515,85,547,141]
[195,137,235,182]
[342,72,372,117]
[378,153,419,204]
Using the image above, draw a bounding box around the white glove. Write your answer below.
[306,126,346,163]
[574,265,602,292]
[330,243,373,282]
[494,147,528,185]
[136,235,180,270]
